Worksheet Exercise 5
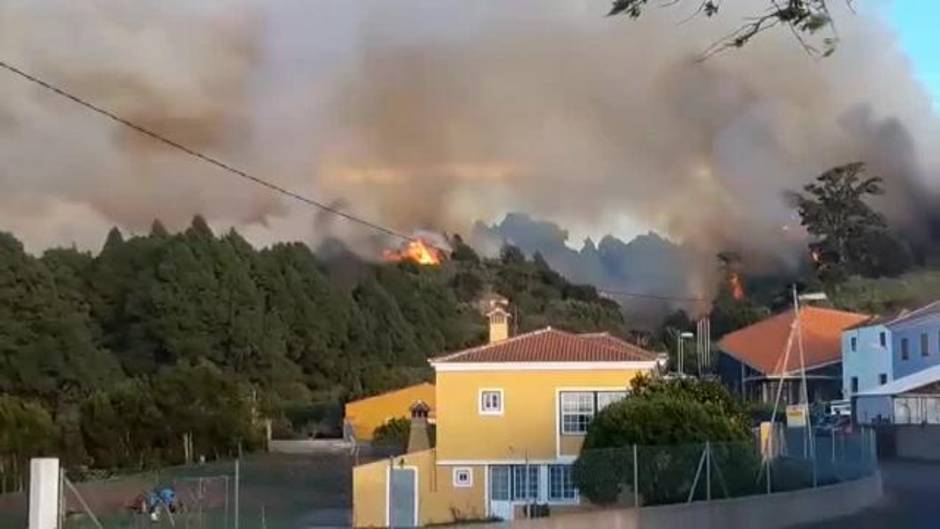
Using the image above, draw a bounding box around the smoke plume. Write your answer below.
[0,0,937,291]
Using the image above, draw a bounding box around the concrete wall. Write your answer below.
[843,325,893,397]
[472,474,882,529]
[895,425,940,460]
[855,394,894,424]
[268,439,353,454]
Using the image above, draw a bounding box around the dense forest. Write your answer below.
[0,216,628,484]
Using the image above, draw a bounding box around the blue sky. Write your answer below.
[890,0,940,103]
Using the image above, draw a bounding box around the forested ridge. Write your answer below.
[0,216,627,482]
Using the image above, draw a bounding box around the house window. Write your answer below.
[453,467,473,488]
[880,332,886,347]
[851,377,858,394]
[480,389,503,415]
[922,333,930,357]
[548,465,577,501]
[561,392,595,434]
[879,373,888,385]
[901,338,909,360]
[511,465,539,501]
[560,391,628,435]
[850,336,857,352]
[596,391,628,411]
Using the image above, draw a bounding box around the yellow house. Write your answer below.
[352,308,661,526]
[345,382,436,441]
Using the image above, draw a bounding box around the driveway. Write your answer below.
[790,459,940,529]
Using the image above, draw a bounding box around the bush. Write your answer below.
[573,376,753,505]
[372,417,411,451]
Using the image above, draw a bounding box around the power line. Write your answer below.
[0,59,712,305]
[0,58,414,243]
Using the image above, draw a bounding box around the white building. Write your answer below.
[841,315,896,398]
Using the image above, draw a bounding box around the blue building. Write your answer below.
[890,301,940,379]
[843,301,940,401]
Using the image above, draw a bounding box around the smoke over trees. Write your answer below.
[0,0,936,291]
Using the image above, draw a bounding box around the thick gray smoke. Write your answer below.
[0,1,937,295]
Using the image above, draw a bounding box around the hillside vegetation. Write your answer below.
[0,217,627,481]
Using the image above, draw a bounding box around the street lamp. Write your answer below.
[678,331,694,375]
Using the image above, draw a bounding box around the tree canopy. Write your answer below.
[0,218,630,479]
[608,0,839,57]
[791,162,912,283]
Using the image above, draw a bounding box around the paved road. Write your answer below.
[792,459,940,529]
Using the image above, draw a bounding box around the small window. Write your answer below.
[480,389,503,415]
[922,333,930,357]
[879,332,887,347]
[548,465,577,501]
[851,377,858,394]
[453,467,473,488]
[879,373,888,385]
[902,338,910,360]
[850,336,857,352]
[560,392,595,434]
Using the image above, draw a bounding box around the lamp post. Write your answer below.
[678,331,694,376]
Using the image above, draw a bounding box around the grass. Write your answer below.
[829,268,940,314]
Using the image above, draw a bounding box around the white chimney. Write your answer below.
[487,306,512,344]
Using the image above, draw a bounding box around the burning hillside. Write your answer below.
[383,238,446,265]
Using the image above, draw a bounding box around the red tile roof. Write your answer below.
[718,306,869,376]
[431,328,659,364]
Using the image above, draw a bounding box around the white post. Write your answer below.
[28,458,59,529]
[234,459,240,529]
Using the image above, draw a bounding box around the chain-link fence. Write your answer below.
[0,452,354,529]
[572,428,878,508]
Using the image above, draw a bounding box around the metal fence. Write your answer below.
[572,429,878,508]
[0,452,354,529]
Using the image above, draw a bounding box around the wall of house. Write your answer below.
[842,325,892,398]
[854,395,894,424]
[434,369,646,462]
[891,316,940,379]
[345,382,435,441]
[352,449,487,527]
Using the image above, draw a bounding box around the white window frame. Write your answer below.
[479,388,504,416]
[547,464,578,502]
[560,392,595,435]
[453,467,473,488]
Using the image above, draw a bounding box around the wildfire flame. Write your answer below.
[729,271,745,301]
[810,249,821,263]
[383,238,444,265]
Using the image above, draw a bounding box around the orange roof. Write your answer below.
[431,328,658,364]
[718,306,869,376]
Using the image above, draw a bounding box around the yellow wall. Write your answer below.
[346,382,435,440]
[352,449,486,527]
[435,369,644,461]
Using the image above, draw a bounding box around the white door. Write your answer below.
[489,466,513,521]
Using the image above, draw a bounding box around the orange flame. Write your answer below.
[383,239,444,265]
[729,271,745,301]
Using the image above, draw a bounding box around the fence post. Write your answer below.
[633,444,639,509]
[706,442,711,501]
[234,458,240,529]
